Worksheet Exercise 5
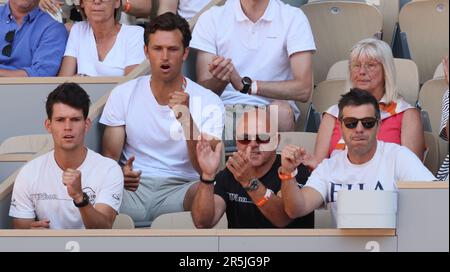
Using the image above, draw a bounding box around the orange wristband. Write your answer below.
[255,188,273,207]
[278,167,298,182]
[123,0,132,13]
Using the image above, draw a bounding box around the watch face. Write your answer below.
[245,178,259,191]
[242,77,252,85]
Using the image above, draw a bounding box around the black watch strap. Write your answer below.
[200,175,215,184]
[73,192,90,208]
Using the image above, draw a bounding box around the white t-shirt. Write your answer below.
[190,0,316,118]
[64,21,146,76]
[9,149,124,229]
[178,0,209,21]
[100,75,225,180]
[306,141,436,222]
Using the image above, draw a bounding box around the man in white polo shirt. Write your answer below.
[100,13,224,227]
[191,0,316,144]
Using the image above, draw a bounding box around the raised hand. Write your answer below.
[281,145,303,174]
[62,168,83,202]
[30,219,50,229]
[169,89,190,122]
[208,56,233,82]
[39,0,62,15]
[122,156,141,192]
[196,134,223,180]
[226,146,256,186]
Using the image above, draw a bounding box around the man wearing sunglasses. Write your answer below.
[0,0,67,77]
[192,108,314,228]
[280,89,436,226]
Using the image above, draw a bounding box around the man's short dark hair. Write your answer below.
[144,12,191,48]
[46,83,91,119]
[338,88,381,120]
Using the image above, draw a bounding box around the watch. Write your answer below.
[73,192,90,208]
[243,178,259,191]
[240,76,252,94]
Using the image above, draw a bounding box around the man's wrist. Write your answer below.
[73,193,84,204]
[201,173,215,181]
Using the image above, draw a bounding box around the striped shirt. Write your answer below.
[437,90,449,181]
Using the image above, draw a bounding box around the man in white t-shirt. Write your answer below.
[100,13,224,227]
[280,89,436,224]
[190,0,316,137]
[9,83,124,229]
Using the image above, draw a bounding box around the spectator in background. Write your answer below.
[191,0,315,146]
[157,0,211,21]
[9,83,123,229]
[192,108,314,229]
[39,0,152,31]
[437,56,449,181]
[100,13,224,227]
[0,0,67,77]
[314,38,424,169]
[281,89,435,226]
[58,0,145,77]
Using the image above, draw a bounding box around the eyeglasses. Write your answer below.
[2,30,15,57]
[341,117,378,129]
[350,61,380,72]
[236,134,272,145]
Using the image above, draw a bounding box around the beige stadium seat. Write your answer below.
[314,209,334,228]
[312,79,350,114]
[301,1,382,84]
[399,0,449,84]
[112,213,135,229]
[326,58,420,106]
[424,131,440,175]
[418,78,448,164]
[434,62,445,79]
[0,134,53,162]
[151,211,228,229]
[277,132,317,154]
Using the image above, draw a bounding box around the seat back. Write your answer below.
[419,78,448,164]
[424,131,440,175]
[112,214,135,229]
[151,211,228,229]
[312,79,349,114]
[277,132,317,154]
[327,58,420,106]
[0,134,53,155]
[399,0,449,83]
[302,1,382,84]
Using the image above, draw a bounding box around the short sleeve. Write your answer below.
[286,9,316,56]
[94,162,124,213]
[99,86,127,126]
[64,22,81,58]
[124,26,146,67]
[190,9,217,54]
[9,167,36,219]
[304,162,329,204]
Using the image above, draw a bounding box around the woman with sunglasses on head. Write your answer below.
[57,0,145,77]
[314,38,425,169]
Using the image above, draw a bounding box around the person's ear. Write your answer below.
[84,118,92,133]
[44,119,51,134]
[183,47,190,61]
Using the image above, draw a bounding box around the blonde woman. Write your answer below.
[313,38,425,167]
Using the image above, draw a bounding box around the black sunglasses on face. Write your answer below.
[341,117,378,129]
[2,30,15,57]
[236,133,272,145]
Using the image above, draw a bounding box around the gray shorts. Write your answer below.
[120,176,197,228]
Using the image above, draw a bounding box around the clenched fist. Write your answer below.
[62,168,83,203]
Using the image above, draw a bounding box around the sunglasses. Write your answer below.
[236,134,272,145]
[341,117,378,129]
[2,30,15,57]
